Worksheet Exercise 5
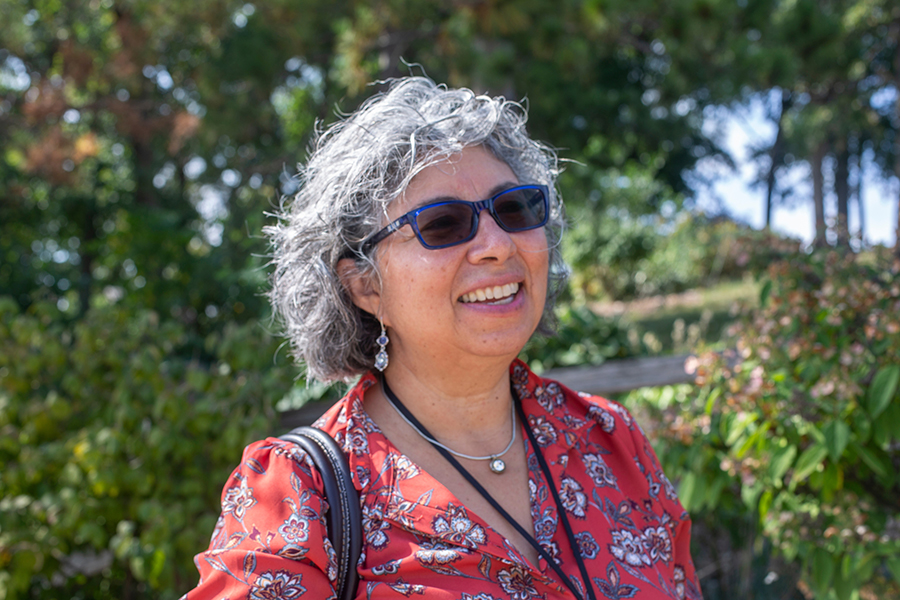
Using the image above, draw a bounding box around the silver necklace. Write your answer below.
[383,383,517,474]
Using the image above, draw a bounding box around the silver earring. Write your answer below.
[374,322,389,372]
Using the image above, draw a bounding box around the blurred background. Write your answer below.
[1,1,899,599]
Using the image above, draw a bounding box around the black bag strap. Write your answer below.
[279,426,361,600]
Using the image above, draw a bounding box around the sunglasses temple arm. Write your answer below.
[361,215,408,251]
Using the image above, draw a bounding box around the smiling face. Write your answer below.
[344,145,550,373]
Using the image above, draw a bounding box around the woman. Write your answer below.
[184,77,703,600]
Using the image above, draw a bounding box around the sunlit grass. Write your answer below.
[594,276,760,355]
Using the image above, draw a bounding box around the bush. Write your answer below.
[564,206,658,301]
[520,303,646,372]
[564,209,801,301]
[626,248,900,599]
[641,215,801,296]
[0,299,297,599]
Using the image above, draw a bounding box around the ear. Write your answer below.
[337,258,382,317]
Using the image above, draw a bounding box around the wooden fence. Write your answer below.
[279,354,695,429]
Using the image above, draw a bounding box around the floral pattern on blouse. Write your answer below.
[183,359,703,600]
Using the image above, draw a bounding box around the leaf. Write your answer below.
[807,424,826,445]
[740,481,762,509]
[822,463,844,497]
[822,419,850,463]
[705,477,726,509]
[703,387,721,415]
[477,555,491,579]
[881,402,900,443]
[735,422,770,458]
[811,548,834,594]
[886,556,900,584]
[424,563,466,578]
[792,443,828,485]
[243,549,257,581]
[415,489,433,507]
[848,441,893,482]
[759,278,773,307]
[852,411,872,443]
[855,553,878,582]
[833,554,858,600]
[678,472,698,512]
[867,365,900,417]
[149,548,166,585]
[724,412,757,446]
[768,443,797,482]
[888,402,900,440]
[758,489,773,520]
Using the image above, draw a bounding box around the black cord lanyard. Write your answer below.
[381,375,598,600]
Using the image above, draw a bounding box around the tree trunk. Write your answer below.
[854,151,864,244]
[896,81,900,257]
[895,177,900,256]
[812,143,828,248]
[77,192,98,316]
[896,191,900,256]
[835,141,850,247]
[133,138,157,207]
[894,17,900,256]
[765,89,792,229]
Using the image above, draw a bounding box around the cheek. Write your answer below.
[380,253,456,319]
[523,234,550,313]
[523,231,551,274]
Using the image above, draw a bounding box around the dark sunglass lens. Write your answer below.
[494,188,546,230]
[415,203,474,247]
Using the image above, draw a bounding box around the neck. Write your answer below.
[379,354,516,451]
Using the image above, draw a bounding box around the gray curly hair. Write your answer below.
[266,76,567,383]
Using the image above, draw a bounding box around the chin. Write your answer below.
[464,328,538,361]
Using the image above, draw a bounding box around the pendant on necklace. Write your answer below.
[489,458,506,474]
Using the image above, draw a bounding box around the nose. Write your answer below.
[466,206,517,263]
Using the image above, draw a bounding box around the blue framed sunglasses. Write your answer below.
[362,184,550,251]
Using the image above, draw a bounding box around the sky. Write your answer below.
[693,97,898,249]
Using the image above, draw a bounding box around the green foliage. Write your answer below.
[642,216,801,295]
[0,299,297,599]
[0,0,285,340]
[628,248,900,598]
[330,0,738,198]
[565,202,659,302]
[566,210,801,302]
[520,304,646,372]
[2,2,898,599]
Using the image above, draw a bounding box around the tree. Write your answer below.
[861,4,900,254]
[1,2,343,596]
[745,0,900,249]
[763,90,794,230]
[0,0,355,333]
[5,0,898,597]
[325,0,771,210]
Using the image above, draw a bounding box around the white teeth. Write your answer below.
[461,282,520,303]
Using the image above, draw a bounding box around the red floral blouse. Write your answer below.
[183,360,703,600]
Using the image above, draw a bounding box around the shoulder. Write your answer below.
[513,360,688,512]
[184,379,383,598]
[511,358,639,437]
[220,374,374,527]
[310,373,378,441]
[215,437,328,534]
[240,436,319,478]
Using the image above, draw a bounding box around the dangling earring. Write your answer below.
[374,321,389,372]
